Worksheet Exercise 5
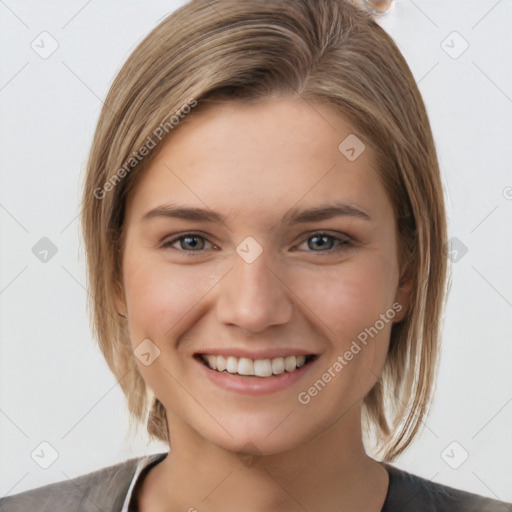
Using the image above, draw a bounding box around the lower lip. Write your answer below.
[195,356,317,395]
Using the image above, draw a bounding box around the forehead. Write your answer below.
[125,97,392,227]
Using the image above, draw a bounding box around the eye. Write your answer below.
[160,231,353,256]
[160,233,215,254]
[294,232,353,253]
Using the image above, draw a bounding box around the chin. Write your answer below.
[194,412,316,458]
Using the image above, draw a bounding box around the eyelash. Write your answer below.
[160,231,354,256]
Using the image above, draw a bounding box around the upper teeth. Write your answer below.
[202,354,307,377]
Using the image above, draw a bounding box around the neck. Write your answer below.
[137,404,389,512]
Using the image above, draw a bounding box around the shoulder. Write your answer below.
[0,455,146,512]
[383,463,512,512]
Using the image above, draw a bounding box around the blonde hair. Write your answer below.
[80,0,448,461]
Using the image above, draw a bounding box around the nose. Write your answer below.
[215,249,293,334]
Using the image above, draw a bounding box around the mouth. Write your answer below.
[195,353,318,378]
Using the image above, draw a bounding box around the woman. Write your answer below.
[1,0,510,510]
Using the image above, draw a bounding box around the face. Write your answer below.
[118,97,410,455]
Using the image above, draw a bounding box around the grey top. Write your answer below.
[1,452,511,511]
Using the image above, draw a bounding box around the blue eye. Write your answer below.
[161,233,213,253]
[296,232,352,252]
[160,232,352,256]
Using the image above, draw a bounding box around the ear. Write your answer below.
[392,266,413,323]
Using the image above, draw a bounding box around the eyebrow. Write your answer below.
[142,201,371,226]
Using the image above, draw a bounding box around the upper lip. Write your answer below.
[194,348,317,360]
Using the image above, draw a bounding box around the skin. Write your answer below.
[116,96,412,512]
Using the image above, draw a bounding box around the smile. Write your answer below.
[198,354,316,378]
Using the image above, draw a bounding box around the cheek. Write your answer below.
[292,256,397,336]
[292,254,397,392]
[122,255,213,343]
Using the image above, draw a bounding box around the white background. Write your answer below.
[1,0,511,502]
